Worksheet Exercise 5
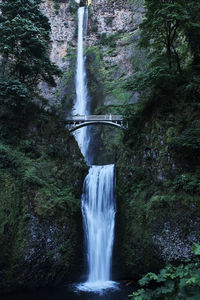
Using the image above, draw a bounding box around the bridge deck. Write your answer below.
[65,115,123,123]
[65,114,126,131]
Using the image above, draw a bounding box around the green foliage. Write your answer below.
[0,0,65,140]
[0,178,23,270]
[57,47,76,115]
[0,0,62,150]
[170,128,200,163]
[0,0,60,86]
[129,254,200,300]
[53,0,60,13]
[0,0,86,290]
[0,110,87,218]
[0,142,25,174]
[0,108,87,283]
[117,116,200,277]
[139,0,193,73]
[125,0,200,118]
[184,1,200,67]
[34,186,80,217]
[193,243,200,256]
[116,0,200,284]
[99,33,118,48]
[68,0,79,15]
[0,78,30,107]
[18,140,41,158]
[173,174,200,193]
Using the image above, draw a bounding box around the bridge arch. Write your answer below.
[65,115,127,132]
[69,120,124,132]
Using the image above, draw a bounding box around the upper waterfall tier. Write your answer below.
[73,6,91,162]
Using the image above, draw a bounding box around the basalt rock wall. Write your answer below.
[40,0,144,107]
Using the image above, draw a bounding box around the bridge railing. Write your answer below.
[65,114,123,122]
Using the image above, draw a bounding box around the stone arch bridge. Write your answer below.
[65,115,127,132]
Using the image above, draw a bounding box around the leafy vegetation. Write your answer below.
[125,0,200,112]
[124,0,200,167]
[0,110,87,291]
[99,33,118,48]
[129,245,200,300]
[169,128,200,163]
[0,0,62,143]
[0,0,60,89]
[116,0,200,284]
[0,0,88,292]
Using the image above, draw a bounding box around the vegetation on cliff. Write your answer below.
[1,0,200,297]
[115,0,200,298]
[130,244,200,299]
[0,0,87,293]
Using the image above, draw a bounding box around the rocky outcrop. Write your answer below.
[151,218,200,261]
[39,0,78,101]
[41,0,143,72]
[39,0,144,106]
[88,0,144,80]
[40,0,77,69]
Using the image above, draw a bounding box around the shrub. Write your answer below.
[129,244,200,300]
[170,128,200,164]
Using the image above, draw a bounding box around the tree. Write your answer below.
[126,0,200,103]
[0,0,61,142]
[184,0,200,69]
[0,0,60,89]
[139,0,190,74]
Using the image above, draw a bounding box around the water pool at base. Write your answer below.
[0,283,133,300]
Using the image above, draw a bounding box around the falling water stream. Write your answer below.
[74,6,117,293]
[77,165,117,292]
[73,6,90,163]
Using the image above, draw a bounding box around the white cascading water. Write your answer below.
[74,6,117,293]
[78,165,117,292]
[73,6,90,162]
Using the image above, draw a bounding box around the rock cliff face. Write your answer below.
[41,0,143,70]
[40,0,144,106]
[40,0,77,69]
[39,0,78,100]
[88,0,143,79]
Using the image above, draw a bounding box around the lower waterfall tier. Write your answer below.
[77,164,117,292]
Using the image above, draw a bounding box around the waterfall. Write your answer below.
[84,166,115,283]
[73,6,90,163]
[77,165,117,292]
[74,6,117,293]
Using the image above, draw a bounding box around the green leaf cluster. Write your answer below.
[129,251,200,300]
